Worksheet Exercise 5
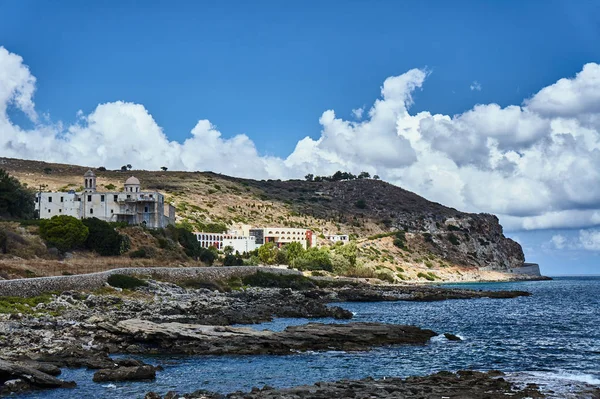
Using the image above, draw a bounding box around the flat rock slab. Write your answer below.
[0,359,75,394]
[102,320,438,355]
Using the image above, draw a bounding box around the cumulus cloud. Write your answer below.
[470,81,482,91]
[4,46,600,232]
[579,229,600,251]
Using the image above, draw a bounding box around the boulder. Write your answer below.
[92,365,157,382]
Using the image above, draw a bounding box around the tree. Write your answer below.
[121,165,128,171]
[258,242,278,265]
[97,166,107,172]
[161,166,168,171]
[82,217,126,256]
[223,245,234,256]
[283,241,304,266]
[39,215,89,252]
[334,242,358,267]
[355,199,367,209]
[0,169,35,219]
[304,174,314,181]
[373,175,380,180]
[358,171,370,179]
[126,164,132,170]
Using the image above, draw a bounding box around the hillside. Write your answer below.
[0,157,537,282]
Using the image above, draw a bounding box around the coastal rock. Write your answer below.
[161,370,546,399]
[0,359,75,394]
[92,365,157,382]
[99,319,438,355]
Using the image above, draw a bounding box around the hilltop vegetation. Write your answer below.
[0,157,529,282]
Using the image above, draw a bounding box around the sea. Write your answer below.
[14,276,600,398]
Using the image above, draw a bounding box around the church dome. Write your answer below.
[125,176,140,185]
[84,169,96,177]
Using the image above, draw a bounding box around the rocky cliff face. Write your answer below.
[245,178,526,272]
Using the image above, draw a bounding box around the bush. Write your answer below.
[82,217,127,256]
[376,271,396,283]
[223,254,244,266]
[448,233,460,246]
[0,169,35,219]
[393,230,406,249]
[294,247,332,272]
[355,199,367,209]
[258,242,278,265]
[129,246,155,258]
[241,271,316,290]
[39,215,89,252]
[107,274,148,289]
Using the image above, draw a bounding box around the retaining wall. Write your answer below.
[0,266,301,298]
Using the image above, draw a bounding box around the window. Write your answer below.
[77,197,81,201]
[48,209,51,213]
[59,209,62,213]
[60,197,64,203]
[90,208,93,214]
[127,195,131,199]
[114,195,118,201]
[144,206,149,213]
[136,187,139,192]
[101,195,105,202]
[35,197,38,203]
[111,210,113,214]
[48,197,52,203]
[87,195,92,202]
[149,194,153,198]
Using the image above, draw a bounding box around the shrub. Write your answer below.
[424,260,434,269]
[39,215,89,252]
[241,271,316,290]
[355,199,367,209]
[129,247,154,258]
[422,232,433,243]
[104,183,117,190]
[448,233,460,246]
[376,271,395,283]
[294,247,332,272]
[344,265,376,278]
[0,294,54,314]
[393,230,406,249]
[107,274,148,289]
[223,254,244,266]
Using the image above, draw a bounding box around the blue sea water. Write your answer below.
[14,277,600,398]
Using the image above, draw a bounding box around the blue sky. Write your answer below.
[1,0,600,275]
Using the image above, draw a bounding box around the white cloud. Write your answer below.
[550,234,567,249]
[351,107,364,120]
[470,81,482,91]
[578,229,600,251]
[4,46,600,232]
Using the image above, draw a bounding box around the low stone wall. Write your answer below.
[0,266,301,298]
[479,263,541,276]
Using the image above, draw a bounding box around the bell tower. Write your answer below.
[83,170,96,193]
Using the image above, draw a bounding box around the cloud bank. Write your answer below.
[2,46,600,232]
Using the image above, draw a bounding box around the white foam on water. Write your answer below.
[430,334,466,343]
[102,383,117,389]
[508,370,600,399]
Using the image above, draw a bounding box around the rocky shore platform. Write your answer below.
[144,370,556,399]
[0,271,534,395]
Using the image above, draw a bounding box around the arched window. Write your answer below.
[90,208,93,214]
[85,179,88,188]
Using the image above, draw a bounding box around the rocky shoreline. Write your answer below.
[0,272,535,395]
[144,370,551,399]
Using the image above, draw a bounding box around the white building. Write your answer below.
[36,170,175,228]
[249,227,315,249]
[194,232,258,254]
[325,234,349,243]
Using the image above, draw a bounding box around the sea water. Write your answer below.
[14,276,600,398]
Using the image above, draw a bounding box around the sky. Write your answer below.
[1,0,600,275]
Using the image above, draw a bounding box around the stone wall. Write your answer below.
[0,266,301,298]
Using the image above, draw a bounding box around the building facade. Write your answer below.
[249,227,315,249]
[325,234,349,243]
[36,171,175,228]
[194,232,258,254]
